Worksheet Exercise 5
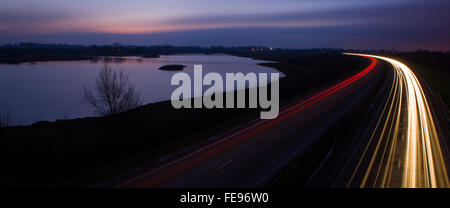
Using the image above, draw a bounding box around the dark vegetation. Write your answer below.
[0,43,447,186]
[158,64,186,71]
[0,42,352,64]
[0,43,202,64]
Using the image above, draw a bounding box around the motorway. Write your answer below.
[109,54,380,188]
[306,54,450,188]
[344,54,449,188]
[106,54,450,188]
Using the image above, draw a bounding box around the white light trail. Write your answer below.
[345,53,449,188]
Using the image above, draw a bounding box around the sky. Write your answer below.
[1,0,449,50]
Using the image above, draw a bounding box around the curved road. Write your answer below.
[109,55,381,188]
[102,53,449,188]
[306,54,450,188]
[344,53,449,188]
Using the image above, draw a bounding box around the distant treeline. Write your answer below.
[1,42,430,64]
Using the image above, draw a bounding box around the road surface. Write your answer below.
[344,54,449,188]
[306,54,450,188]
[108,55,382,188]
[102,54,449,188]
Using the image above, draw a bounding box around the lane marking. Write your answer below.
[267,134,278,141]
[216,160,233,170]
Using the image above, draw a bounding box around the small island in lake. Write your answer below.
[158,64,186,71]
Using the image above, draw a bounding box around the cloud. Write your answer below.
[0,7,77,25]
[0,0,449,50]
[160,0,449,31]
[0,7,79,34]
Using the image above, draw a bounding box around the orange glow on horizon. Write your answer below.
[1,19,360,35]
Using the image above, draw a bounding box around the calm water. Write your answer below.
[0,54,281,125]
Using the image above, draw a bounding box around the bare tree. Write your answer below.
[82,65,142,116]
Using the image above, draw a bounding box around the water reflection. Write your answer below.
[0,54,281,125]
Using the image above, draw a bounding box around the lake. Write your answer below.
[0,54,282,125]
